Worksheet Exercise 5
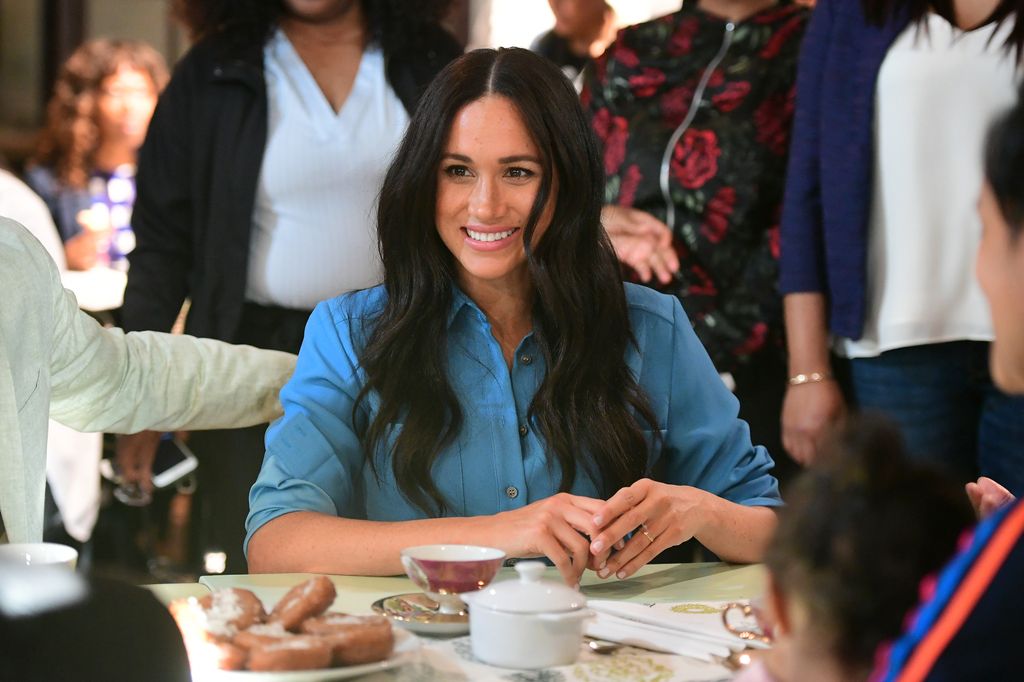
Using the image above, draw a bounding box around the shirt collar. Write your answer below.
[447,285,486,329]
[445,285,539,353]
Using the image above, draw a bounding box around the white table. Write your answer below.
[149,562,765,681]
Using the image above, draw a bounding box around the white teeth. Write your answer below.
[467,228,517,242]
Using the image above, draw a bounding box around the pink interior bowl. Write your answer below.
[400,545,505,596]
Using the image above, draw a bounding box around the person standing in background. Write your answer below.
[582,0,810,482]
[117,0,461,574]
[0,169,65,268]
[531,0,618,87]
[26,39,167,274]
[780,0,1024,493]
[19,40,167,562]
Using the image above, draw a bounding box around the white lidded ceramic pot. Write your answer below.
[461,560,592,669]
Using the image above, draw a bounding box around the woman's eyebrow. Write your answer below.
[499,155,541,164]
[441,153,541,164]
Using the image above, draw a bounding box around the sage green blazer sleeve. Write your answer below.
[0,217,296,543]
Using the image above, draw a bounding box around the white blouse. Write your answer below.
[246,29,408,311]
[842,14,1018,358]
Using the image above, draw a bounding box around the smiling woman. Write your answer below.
[434,95,552,322]
[245,47,781,585]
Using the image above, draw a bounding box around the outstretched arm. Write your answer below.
[47,266,295,434]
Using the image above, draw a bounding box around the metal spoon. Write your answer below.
[589,638,755,671]
[712,649,755,671]
[587,639,624,655]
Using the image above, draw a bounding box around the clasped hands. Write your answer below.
[499,478,710,586]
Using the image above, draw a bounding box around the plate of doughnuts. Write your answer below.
[170,576,420,680]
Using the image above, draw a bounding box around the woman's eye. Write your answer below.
[505,167,536,180]
[443,164,472,178]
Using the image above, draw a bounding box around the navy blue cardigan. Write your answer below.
[779,0,909,340]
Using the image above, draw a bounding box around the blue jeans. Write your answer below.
[850,341,1024,495]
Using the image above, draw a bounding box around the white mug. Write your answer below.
[0,543,78,570]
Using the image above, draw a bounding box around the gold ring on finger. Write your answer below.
[640,523,656,545]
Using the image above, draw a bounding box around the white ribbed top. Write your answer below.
[245,29,408,310]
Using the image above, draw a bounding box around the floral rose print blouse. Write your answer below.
[582,1,809,373]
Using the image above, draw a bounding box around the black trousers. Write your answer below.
[187,302,310,574]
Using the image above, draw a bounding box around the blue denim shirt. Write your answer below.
[245,283,780,553]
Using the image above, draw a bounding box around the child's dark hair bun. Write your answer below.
[766,413,974,669]
[820,415,919,497]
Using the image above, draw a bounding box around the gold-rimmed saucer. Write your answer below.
[372,592,469,636]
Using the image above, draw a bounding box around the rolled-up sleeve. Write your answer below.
[657,297,781,507]
[245,299,368,554]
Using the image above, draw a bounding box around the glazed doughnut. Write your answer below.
[246,636,333,672]
[197,588,266,638]
[233,621,292,650]
[268,575,336,631]
[201,640,248,671]
[301,613,395,665]
[168,597,248,670]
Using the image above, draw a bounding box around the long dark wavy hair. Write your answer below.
[356,47,660,515]
[862,0,1024,56]
[173,0,454,51]
[33,39,168,189]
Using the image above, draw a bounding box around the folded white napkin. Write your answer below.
[585,599,768,663]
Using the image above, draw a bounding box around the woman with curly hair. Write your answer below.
[117,0,462,574]
[27,39,168,272]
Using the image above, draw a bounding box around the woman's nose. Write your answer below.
[468,178,503,222]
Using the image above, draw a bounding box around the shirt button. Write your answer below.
[505,486,519,499]
[518,424,528,437]
[519,354,533,365]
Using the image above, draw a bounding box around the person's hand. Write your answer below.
[781,380,846,465]
[966,476,1015,519]
[64,227,111,270]
[587,479,711,580]
[601,205,679,284]
[115,430,163,493]
[493,493,605,586]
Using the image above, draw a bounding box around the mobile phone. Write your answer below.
[151,436,199,489]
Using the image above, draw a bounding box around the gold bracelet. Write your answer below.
[788,372,833,386]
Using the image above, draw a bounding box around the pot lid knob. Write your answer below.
[468,560,586,613]
[515,561,546,583]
